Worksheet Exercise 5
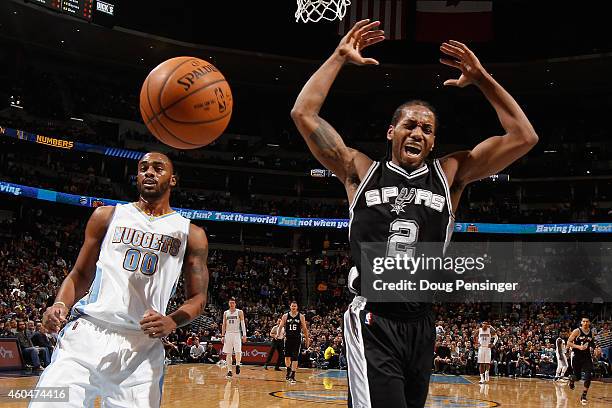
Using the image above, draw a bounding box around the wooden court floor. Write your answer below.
[0,364,610,407]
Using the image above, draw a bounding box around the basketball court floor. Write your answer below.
[0,364,610,407]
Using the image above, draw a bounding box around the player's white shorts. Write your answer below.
[29,316,164,408]
[556,352,568,368]
[478,347,492,364]
[222,333,242,354]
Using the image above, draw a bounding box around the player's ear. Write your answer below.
[170,174,177,187]
[387,125,394,141]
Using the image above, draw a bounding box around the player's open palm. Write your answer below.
[336,19,385,66]
[440,40,487,87]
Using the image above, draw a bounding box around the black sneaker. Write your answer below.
[236,365,241,375]
[226,371,233,379]
[274,367,282,371]
[581,393,587,405]
[286,368,292,381]
[569,378,575,390]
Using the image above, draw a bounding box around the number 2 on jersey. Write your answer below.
[386,219,419,258]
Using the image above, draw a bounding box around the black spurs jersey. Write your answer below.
[348,159,454,320]
[573,327,595,357]
[285,312,302,338]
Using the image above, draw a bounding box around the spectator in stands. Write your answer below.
[594,347,610,377]
[202,343,219,364]
[434,341,452,374]
[31,323,53,357]
[162,337,181,363]
[506,346,520,377]
[250,330,265,343]
[189,338,206,363]
[324,341,340,369]
[15,319,49,370]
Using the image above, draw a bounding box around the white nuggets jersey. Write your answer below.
[225,309,242,333]
[73,203,190,330]
[478,328,491,348]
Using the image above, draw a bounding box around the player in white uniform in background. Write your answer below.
[34,152,209,408]
[222,298,247,378]
[473,321,498,384]
[554,336,569,381]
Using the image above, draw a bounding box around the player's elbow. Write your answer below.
[290,106,317,125]
[290,107,307,124]
[516,128,539,147]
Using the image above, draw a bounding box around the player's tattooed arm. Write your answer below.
[291,22,376,185]
[170,224,209,328]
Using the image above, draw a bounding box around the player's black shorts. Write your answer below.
[284,337,301,361]
[571,353,594,378]
[344,298,435,408]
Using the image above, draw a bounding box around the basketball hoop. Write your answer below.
[295,0,351,23]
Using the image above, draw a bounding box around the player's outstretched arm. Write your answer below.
[439,41,538,190]
[43,206,114,332]
[291,19,382,185]
[141,224,209,338]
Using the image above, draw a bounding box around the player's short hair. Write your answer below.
[139,151,175,174]
[228,297,236,302]
[390,99,438,128]
[581,316,590,321]
[290,300,298,306]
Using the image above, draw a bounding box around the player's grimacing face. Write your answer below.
[290,303,298,313]
[387,106,436,169]
[136,153,176,199]
[581,318,590,329]
[229,300,236,309]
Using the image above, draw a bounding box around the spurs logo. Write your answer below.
[365,186,446,213]
[390,188,415,215]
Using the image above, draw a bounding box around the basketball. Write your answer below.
[139,56,233,149]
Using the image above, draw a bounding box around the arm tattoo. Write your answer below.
[308,118,342,152]
[172,247,209,328]
[185,247,209,300]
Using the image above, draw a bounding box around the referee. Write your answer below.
[264,318,284,371]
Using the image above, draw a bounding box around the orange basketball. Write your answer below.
[139,56,233,149]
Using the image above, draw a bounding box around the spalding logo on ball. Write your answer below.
[139,57,233,149]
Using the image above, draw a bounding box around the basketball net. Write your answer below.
[295,0,351,23]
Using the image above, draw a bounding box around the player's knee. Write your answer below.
[584,373,592,388]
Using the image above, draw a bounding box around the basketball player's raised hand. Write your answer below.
[336,19,385,66]
[42,302,68,332]
[140,309,177,338]
[439,40,487,88]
